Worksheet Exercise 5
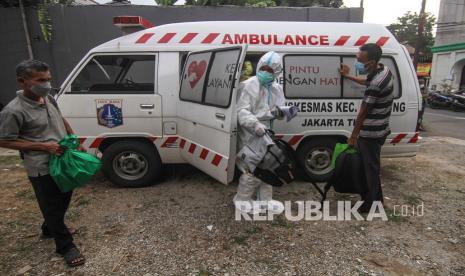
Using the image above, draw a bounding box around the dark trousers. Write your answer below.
[28,174,75,255]
[358,136,387,207]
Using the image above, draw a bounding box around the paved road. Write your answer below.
[422,106,465,140]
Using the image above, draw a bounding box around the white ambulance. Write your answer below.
[56,21,422,187]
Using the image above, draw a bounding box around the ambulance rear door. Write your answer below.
[177,46,247,184]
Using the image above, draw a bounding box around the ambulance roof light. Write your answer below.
[113,16,154,29]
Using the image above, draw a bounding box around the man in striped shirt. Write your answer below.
[340,43,394,212]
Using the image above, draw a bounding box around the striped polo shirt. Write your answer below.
[360,63,394,139]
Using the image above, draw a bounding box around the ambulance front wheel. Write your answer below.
[102,140,162,187]
[297,137,337,182]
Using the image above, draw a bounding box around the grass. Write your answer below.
[198,268,210,276]
[144,201,159,209]
[75,197,91,207]
[0,156,22,167]
[230,225,266,246]
[231,234,249,246]
[66,208,81,221]
[15,189,35,200]
[245,225,263,235]
[5,220,31,234]
[403,194,422,205]
[385,208,408,223]
[271,215,294,229]
[166,231,179,242]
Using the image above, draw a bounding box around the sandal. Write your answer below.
[63,247,85,267]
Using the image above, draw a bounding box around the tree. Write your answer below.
[155,0,176,4]
[387,11,436,54]
[246,0,276,7]
[2,0,74,42]
[184,0,209,5]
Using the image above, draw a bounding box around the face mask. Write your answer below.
[30,81,51,97]
[257,70,274,86]
[355,61,370,75]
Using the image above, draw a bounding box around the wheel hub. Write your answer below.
[113,151,148,180]
[305,147,332,175]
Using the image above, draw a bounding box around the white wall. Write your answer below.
[431,50,465,90]
[431,52,452,88]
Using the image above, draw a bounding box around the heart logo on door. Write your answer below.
[188,60,207,88]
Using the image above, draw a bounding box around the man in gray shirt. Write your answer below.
[0,60,85,266]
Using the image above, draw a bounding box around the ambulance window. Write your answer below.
[342,56,401,99]
[70,55,155,94]
[283,55,341,98]
[341,56,366,98]
[125,59,154,84]
[204,48,241,107]
[179,52,188,72]
[180,52,212,103]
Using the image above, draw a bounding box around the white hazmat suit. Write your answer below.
[234,51,285,214]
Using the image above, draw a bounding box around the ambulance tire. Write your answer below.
[102,141,161,187]
[297,137,337,182]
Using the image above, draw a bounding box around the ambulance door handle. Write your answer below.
[215,113,226,120]
[140,104,154,109]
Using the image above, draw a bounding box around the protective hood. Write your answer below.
[257,51,283,79]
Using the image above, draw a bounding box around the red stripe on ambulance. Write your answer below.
[135,33,154,44]
[179,33,198,43]
[211,154,222,166]
[89,137,104,148]
[334,35,351,46]
[134,32,389,47]
[391,133,407,144]
[354,35,370,46]
[408,132,420,143]
[158,33,176,43]
[376,36,390,46]
[188,143,197,154]
[288,135,304,146]
[177,139,224,167]
[200,148,209,160]
[161,136,178,148]
[179,139,186,149]
[202,33,220,44]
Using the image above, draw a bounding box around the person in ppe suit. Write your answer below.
[234,51,285,214]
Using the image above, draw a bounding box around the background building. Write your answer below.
[430,0,465,91]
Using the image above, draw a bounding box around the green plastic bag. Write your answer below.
[331,143,357,168]
[49,134,102,193]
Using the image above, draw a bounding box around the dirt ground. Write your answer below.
[0,136,464,276]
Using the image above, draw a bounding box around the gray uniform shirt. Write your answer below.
[0,91,67,176]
